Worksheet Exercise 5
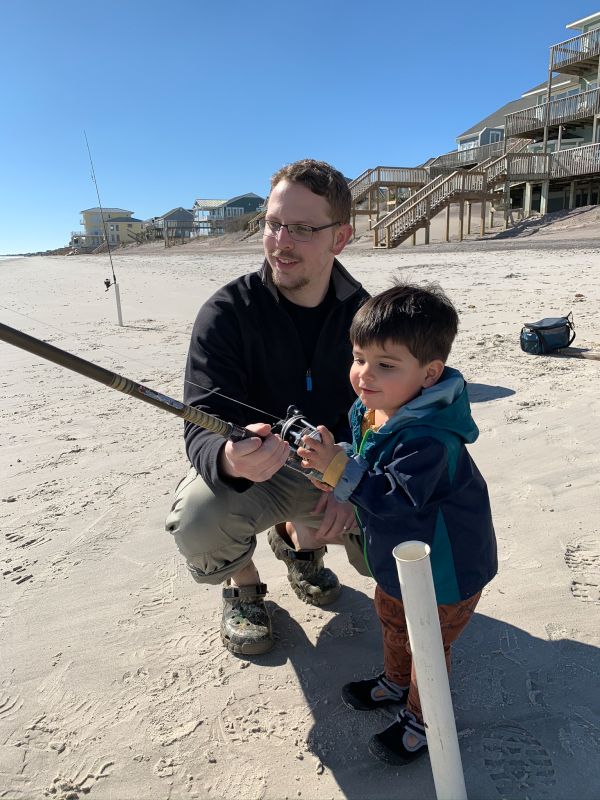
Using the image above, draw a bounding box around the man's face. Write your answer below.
[263,180,350,305]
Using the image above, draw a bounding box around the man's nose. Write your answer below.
[274,224,294,246]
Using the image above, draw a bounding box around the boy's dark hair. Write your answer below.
[350,282,459,364]
[270,159,351,224]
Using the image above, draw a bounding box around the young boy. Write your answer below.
[298,282,497,766]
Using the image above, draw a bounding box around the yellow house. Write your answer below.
[71,207,144,250]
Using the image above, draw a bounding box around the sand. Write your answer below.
[1,215,600,800]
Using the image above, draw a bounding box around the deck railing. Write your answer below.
[486,152,551,183]
[506,88,600,137]
[430,141,505,170]
[349,166,428,202]
[551,28,600,72]
[550,141,600,178]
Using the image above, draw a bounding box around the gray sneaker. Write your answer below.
[221,582,273,655]
[267,527,341,606]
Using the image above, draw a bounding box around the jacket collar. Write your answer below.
[259,258,362,303]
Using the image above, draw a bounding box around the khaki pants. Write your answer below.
[375,585,481,722]
[165,465,367,585]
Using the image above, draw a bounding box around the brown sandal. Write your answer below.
[221,582,273,655]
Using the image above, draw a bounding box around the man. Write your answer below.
[165,159,368,655]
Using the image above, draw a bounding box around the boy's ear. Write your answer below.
[422,360,445,388]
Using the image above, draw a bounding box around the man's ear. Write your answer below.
[331,223,353,255]
[422,360,445,388]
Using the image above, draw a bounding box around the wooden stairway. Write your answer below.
[241,209,266,240]
[372,140,532,248]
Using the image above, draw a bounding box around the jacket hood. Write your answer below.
[351,367,479,445]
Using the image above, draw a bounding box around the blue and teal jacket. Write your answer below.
[333,367,497,605]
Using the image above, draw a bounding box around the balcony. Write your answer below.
[431,141,505,171]
[550,141,600,178]
[552,29,600,76]
[505,88,600,137]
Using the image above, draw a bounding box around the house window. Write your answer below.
[127,223,132,228]
[489,131,502,143]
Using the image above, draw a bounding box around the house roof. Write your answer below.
[194,198,227,209]
[456,70,584,141]
[521,73,579,97]
[456,95,534,139]
[80,207,133,215]
[194,193,264,210]
[159,207,195,220]
[566,12,600,30]
[224,192,264,205]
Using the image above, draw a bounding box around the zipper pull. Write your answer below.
[305,369,313,391]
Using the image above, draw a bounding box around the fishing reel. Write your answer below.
[104,277,113,292]
[273,405,324,480]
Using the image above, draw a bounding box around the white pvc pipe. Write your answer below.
[114,281,124,327]
[393,541,467,800]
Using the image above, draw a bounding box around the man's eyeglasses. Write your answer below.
[259,218,340,242]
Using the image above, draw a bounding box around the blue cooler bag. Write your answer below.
[520,313,575,355]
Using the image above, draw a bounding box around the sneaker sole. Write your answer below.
[368,736,427,766]
[288,577,341,607]
[341,693,405,712]
[220,630,274,655]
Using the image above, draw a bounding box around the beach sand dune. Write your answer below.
[1,230,599,799]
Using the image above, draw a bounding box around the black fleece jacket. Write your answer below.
[183,258,369,492]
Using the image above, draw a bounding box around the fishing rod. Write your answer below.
[0,321,323,480]
[84,130,123,327]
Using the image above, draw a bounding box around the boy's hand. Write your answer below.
[297,425,342,475]
[309,477,333,493]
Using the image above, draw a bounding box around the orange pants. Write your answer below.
[374,585,481,723]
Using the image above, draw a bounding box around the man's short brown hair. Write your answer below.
[270,159,351,224]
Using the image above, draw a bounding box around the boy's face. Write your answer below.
[350,340,444,421]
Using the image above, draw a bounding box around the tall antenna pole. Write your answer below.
[84,130,123,326]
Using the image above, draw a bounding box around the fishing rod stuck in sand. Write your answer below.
[84,130,123,327]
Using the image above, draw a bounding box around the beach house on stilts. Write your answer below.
[369,11,600,248]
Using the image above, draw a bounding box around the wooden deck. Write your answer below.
[371,142,600,248]
[551,28,600,76]
[506,88,600,138]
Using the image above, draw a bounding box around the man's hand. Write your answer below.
[219,423,289,482]
[311,492,356,545]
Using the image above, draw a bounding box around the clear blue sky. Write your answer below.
[1,0,597,253]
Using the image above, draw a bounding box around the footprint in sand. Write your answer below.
[482,721,556,798]
[2,559,35,584]
[564,534,600,605]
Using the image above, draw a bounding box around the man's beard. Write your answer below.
[271,266,310,293]
[268,252,310,293]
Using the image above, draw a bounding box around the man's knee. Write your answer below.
[165,468,256,584]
